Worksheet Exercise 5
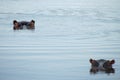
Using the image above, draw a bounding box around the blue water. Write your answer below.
[0,0,120,80]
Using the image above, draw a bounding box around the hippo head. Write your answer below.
[13,20,35,30]
[89,59,115,74]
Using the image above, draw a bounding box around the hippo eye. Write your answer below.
[93,61,99,67]
[103,61,110,69]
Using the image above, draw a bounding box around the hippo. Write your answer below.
[13,20,35,30]
[89,58,115,74]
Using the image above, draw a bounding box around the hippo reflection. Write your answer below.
[89,59,115,74]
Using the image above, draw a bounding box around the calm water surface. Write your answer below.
[0,0,120,80]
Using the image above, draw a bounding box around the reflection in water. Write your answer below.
[90,68,115,74]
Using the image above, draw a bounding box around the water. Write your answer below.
[0,0,120,80]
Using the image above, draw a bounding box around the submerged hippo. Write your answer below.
[13,20,35,30]
[89,58,115,74]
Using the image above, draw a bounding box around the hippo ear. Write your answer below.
[110,60,115,64]
[31,20,35,24]
[13,20,17,25]
[89,59,93,63]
